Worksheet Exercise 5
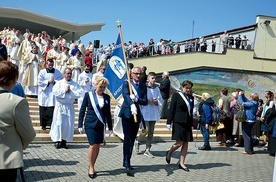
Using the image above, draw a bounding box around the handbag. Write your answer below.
[235,103,246,122]
[212,122,225,131]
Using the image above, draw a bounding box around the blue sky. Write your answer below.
[1,1,276,46]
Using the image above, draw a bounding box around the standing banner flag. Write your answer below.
[104,34,127,101]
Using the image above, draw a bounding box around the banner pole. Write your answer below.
[116,20,137,123]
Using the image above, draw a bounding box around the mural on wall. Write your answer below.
[170,69,276,100]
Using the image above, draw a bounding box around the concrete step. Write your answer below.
[26,98,215,143]
[33,132,216,143]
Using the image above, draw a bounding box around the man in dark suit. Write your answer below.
[119,67,148,176]
[159,71,171,119]
[140,66,147,84]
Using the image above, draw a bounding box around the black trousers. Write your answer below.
[122,116,140,167]
[0,168,17,182]
[39,106,54,127]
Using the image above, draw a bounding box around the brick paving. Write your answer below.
[18,141,274,182]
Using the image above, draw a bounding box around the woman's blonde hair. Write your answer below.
[201,92,210,101]
[250,93,259,101]
[94,76,109,87]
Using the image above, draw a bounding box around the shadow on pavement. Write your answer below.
[24,158,79,168]
[23,171,76,182]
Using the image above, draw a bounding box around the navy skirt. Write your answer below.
[85,121,104,145]
[172,122,193,142]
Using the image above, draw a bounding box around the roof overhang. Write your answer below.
[0,6,105,40]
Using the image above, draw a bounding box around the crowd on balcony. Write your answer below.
[0,26,252,68]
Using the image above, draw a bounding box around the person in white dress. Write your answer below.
[78,64,93,110]
[50,68,82,149]
[38,59,63,130]
[141,72,163,157]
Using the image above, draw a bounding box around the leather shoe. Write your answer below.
[88,167,97,179]
[241,151,254,155]
[54,142,61,149]
[165,150,170,164]
[179,164,189,172]
[125,167,134,177]
[60,140,68,149]
[198,145,211,150]
[217,143,226,147]
[88,172,97,179]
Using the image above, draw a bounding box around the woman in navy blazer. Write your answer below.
[166,80,194,172]
[78,76,112,179]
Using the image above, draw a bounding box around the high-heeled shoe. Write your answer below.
[179,164,189,172]
[165,150,170,164]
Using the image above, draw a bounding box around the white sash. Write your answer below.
[88,91,106,142]
[131,84,146,130]
[131,84,139,99]
[178,92,191,116]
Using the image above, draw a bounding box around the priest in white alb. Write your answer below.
[38,59,63,130]
[50,67,82,149]
[22,44,44,97]
[77,64,93,110]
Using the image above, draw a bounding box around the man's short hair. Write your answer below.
[163,71,169,76]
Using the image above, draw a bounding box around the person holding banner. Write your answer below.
[119,66,148,176]
[78,76,113,179]
[165,80,194,172]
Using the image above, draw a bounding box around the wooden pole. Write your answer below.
[116,20,137,122]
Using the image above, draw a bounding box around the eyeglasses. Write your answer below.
[132,72,141,75]
[183,87,192,90]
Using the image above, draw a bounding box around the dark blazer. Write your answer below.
[159,77,170,99]
[167,92,194,125]
[118,80,148,121]
[78,92,112,130]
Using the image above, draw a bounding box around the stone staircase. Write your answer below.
[27,97,215,143]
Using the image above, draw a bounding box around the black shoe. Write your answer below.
[88,167,97,179]
[41,126,46,130]
[179,164,189,172]
[54,142,61,149]
[165,150,170,164]
[88,172,97,179]
[269,153,275,157]
[60,140,67,149]
[198,145,211,150]
[125,167,134,177]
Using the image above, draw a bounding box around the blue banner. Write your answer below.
[104,33,127,100]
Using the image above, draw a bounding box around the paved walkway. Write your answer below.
[20,141,274,182]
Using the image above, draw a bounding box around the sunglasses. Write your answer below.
[132,72,141,75]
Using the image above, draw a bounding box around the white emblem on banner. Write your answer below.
[109,56,126,79]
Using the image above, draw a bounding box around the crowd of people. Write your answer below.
[0,26,274,181]
[195,88,276,157]
[0,27,251,71]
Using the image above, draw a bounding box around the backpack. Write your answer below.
[210,105,221,126]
